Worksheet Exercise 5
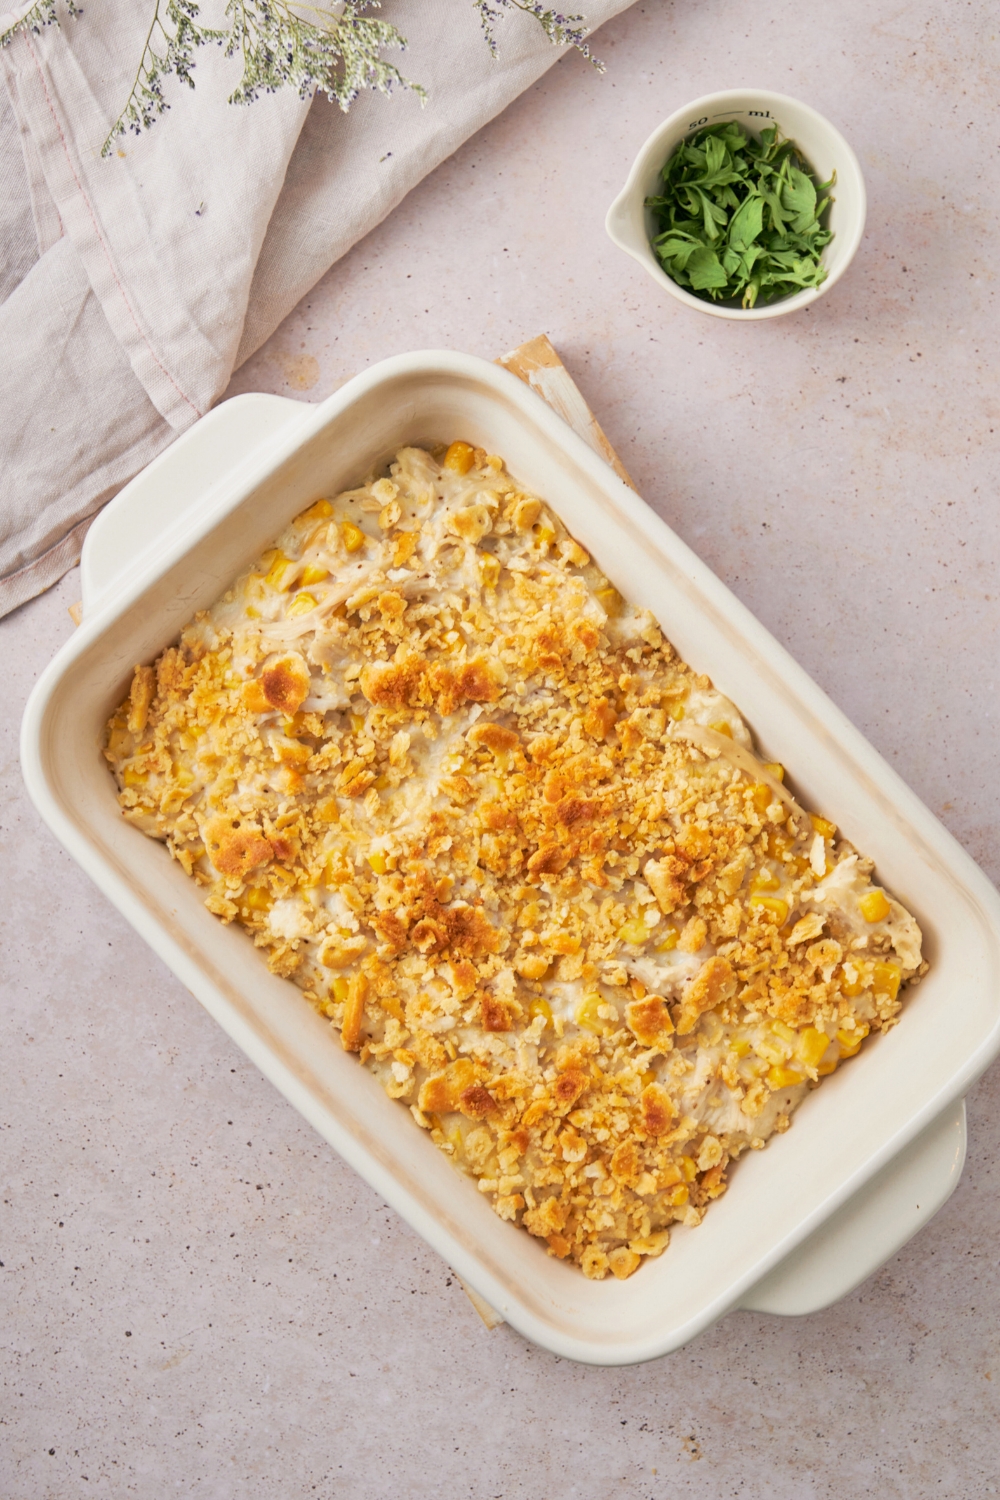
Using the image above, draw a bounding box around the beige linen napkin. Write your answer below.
[0,0,635,617]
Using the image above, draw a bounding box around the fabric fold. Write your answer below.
[0,0,636,617]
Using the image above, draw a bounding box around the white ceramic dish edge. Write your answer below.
[21,353,1000,1364]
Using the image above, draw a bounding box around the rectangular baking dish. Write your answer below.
[21,351,1000,1363]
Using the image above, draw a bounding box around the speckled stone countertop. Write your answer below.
[4,3,1000,1496]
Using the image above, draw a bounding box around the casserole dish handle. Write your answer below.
[740,1097,965,1315]
[80,393,311,615]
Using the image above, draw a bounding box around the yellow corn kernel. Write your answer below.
[763,762,785,783]
[755,1029,792,1066]
[122,765,148,786]
[750,783,772,813]
[729,1036,752,1058]
[341,521,366,552]
[245,605,260,619]
[816,1057,839,1076]
[264,551,296,590]
[666,699,686,722]
[841,976,865,998]
[244,886,273,912]
[300,563,329,587]
[749,895,789,926]
[533,522,557,546]
[618,916,651,946]
[332,976,350,1003]
[575,993,612,1036]
[655,926,679,952]
[679,1156,698,1182]
[528,996,553,1029]
[349,713,366,734]
[708,720,733,738]
[479,554,501,589]
[796,1026,831,1070]
[751,868,781,893]
[767,1063,803,1090]
[872,961,902,1000]
[665,1183,690,1207]
[859,889,891,923]
[443,440,476,474]
[595,586,623,618]
[297,498,333,524]
[367,852,387,875]
[810,814,837,840]
[287,591,317,617]
[772,1021,796,1044]
[836,1023,870,1059]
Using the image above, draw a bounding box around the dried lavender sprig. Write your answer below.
[473,0,603,68]
[0,0,81,48]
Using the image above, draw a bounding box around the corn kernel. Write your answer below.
[836,1023,870,1058]
[665,1183,689,1206]
[708,720,733,738]
[480,554,501,589]
[767,1063,803,1089]
[763,762,785,783]
[810,814,837,840]
[755,1029,792,1066]
[751,868,781,893]
[443,440,476,474]
[245,605,260,619]
[872,961,902,1000]
[287,591,317,617]
[297,498,332,524]
[595,585,622,617]
[332,977,350,1003]
[341,521,366,552]
[576,993,613,1035]
[796,1026,831,1069]
[534,523,557,546]
[679,1156,698,1182]
[816,1057,839,1076]
[244,886,273,912]
[618,917,651,946]
[750,783,772,813]
[123,766,148,787]
[772,1021,796,1044]
[350,713,366,734]
[729,1036,752,1058]
[300,563,329,587]
[264,550,295,590]
[749,895,789,926]
[367,852,387,875]
[528,996,553,1029]
[655,927,679,952]
[859,889,891,923]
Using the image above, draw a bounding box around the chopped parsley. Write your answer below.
[646,122,834,309]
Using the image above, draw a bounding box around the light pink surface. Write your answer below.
[4,2,1000,1496]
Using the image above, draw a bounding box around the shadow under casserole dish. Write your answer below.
[105,442,925,1281]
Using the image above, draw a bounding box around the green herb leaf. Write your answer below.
[686,246,729,291]
[727,193,764,252]
[644,121,834,308]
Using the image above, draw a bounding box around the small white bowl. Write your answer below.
[606,89,866,320]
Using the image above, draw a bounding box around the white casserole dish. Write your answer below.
[21,352,1000,1363]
